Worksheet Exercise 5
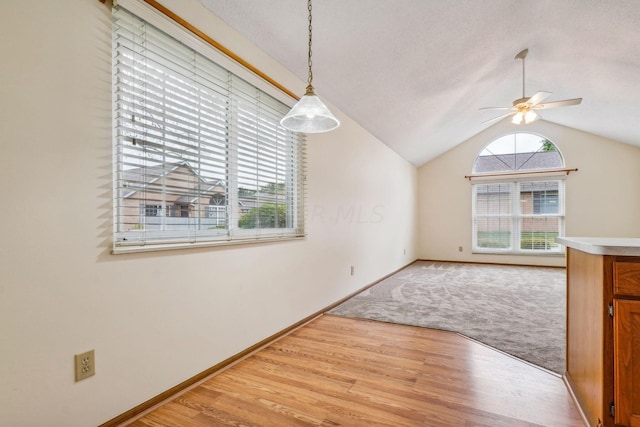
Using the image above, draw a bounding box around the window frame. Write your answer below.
[112,1,306,254]
[470,133,566,256]
[472,178,565,255]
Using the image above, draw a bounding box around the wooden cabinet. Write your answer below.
[565,249,640,427]
[614,299,640,426]
[614,261,640,297]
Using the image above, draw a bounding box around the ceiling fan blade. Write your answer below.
[535,98,583,109]
[482,111,515,124]
[526,91,552,107]
[479,106,511,111]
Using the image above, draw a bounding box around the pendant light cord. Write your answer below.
[306,0,314,94]
[279,0,340,132]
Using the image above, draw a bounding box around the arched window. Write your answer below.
[473,133,563,173]
[471,133,565,254]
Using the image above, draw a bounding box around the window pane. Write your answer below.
[476,217,512,249]
[520,181,560,215]
[519,180,562,252]
[474,133,563,173]
[475,183,512,215]
[474,183,513,250]
[520,217,560,250]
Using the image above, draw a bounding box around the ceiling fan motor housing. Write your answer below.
[513,97,530,108]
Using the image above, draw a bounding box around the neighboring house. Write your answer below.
[119,161,279,232]
[120,161,228,231]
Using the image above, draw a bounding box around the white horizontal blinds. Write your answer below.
[114,8,230,244]
[232,77,305,236]
[472,180,564,253]
[519,180,563,251]
[473,183,513,251]
[113,6,305,250]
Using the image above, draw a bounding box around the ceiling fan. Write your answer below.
[481,49,582,125]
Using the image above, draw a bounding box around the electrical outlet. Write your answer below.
[75,350,95,382]
[350,266,354,276]
[458,246,463,252]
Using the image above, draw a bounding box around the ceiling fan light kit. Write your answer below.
[512,109,539,125]
[280,0,340,134]
[481,48,582,125]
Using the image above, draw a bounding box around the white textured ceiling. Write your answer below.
[199,0,640,166]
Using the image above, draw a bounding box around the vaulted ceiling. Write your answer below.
[200,0,640,166]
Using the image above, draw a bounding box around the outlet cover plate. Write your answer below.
[75,349,95,382]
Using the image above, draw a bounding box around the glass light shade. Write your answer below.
[280,88,340,134]
[512,109,539,125]
[511,111,524,124]
[524,109,539,124]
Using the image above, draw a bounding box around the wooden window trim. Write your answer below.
[100,0,299,101]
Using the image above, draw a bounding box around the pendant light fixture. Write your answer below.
[280,0,340,133]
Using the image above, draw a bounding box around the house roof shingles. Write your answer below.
[473,151,563,173]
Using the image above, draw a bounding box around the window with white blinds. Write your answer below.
[472,180,564,253]
[471,133,566,254]
[112,5,306,253]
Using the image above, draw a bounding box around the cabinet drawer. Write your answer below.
[614,262,640,296]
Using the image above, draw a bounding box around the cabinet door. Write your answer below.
[614,299,640,426]
[614,262,640,297]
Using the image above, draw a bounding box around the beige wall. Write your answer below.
[418,119,640,267]
[0,1,417,426]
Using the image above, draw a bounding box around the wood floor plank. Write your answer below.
[128,402,207,427]
[271,336,425,384]
[216,363,419,427]
[124,315,585,426]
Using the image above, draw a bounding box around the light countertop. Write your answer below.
[555,237,640,256]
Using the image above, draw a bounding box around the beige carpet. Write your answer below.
[329,261,566,374]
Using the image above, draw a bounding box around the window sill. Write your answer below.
[472,250,565,257]
[112,235,305,254]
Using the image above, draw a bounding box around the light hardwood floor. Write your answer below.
[125,314,585,426]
